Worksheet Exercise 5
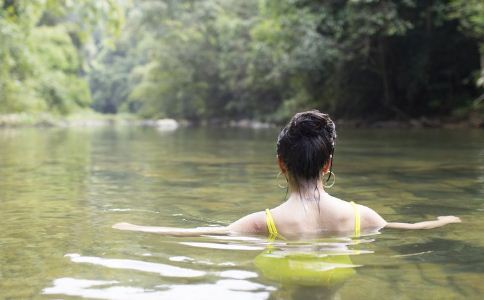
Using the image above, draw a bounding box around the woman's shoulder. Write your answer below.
[228,211,267,234]
[354,203,387,230]
[327,196,387,230]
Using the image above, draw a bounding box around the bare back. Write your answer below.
[229,193,387,237]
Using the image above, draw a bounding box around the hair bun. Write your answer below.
[289,110,336,142]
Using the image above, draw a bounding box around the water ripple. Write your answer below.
[43,277,273,300]
[179,242,264,251]
[218,270,258,279]
[65,254,205,277]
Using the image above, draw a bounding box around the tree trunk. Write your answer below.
[478,44,484,88]
[378,37,408,118]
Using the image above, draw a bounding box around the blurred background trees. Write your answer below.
[1,0,482,123]
[0,0,122,114]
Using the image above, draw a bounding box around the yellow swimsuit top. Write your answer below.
[265,201,361,239]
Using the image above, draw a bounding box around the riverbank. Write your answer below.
[0,112,121,128]
[0,112,188,130]
[0,112,482,129]
[336,114,484,129]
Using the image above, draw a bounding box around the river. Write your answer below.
[0,126,482,299]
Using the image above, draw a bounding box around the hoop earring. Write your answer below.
[276,171,288,189]
[323,171,336,189]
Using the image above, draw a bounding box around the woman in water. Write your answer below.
[113,110,461,238]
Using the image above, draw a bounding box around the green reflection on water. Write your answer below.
[0,127,482,299]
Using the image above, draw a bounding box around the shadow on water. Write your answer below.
[392,238,484,273]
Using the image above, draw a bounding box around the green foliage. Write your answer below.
[1,0,482,121]
[29,26,92,114]
[448,0,484,87]
[89,0,481,122]
[0,0,124,115]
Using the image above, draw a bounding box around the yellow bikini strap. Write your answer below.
[350,201,361,237]
[265,209,278,238]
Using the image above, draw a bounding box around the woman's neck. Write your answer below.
[286,180,328,203]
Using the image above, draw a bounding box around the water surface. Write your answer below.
[0,126,482,299]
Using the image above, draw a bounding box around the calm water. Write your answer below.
[0,126,482,300]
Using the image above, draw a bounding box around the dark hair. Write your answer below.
[276,110,337,191]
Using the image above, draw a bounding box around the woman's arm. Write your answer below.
[112,211,265,237]
[360,205,461,231]
[112,222,229,236]
[385,216,461,230]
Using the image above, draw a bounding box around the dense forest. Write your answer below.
[1,0,483,124]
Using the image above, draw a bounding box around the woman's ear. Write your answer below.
[322,161,330,174]
[277,155,287,173]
